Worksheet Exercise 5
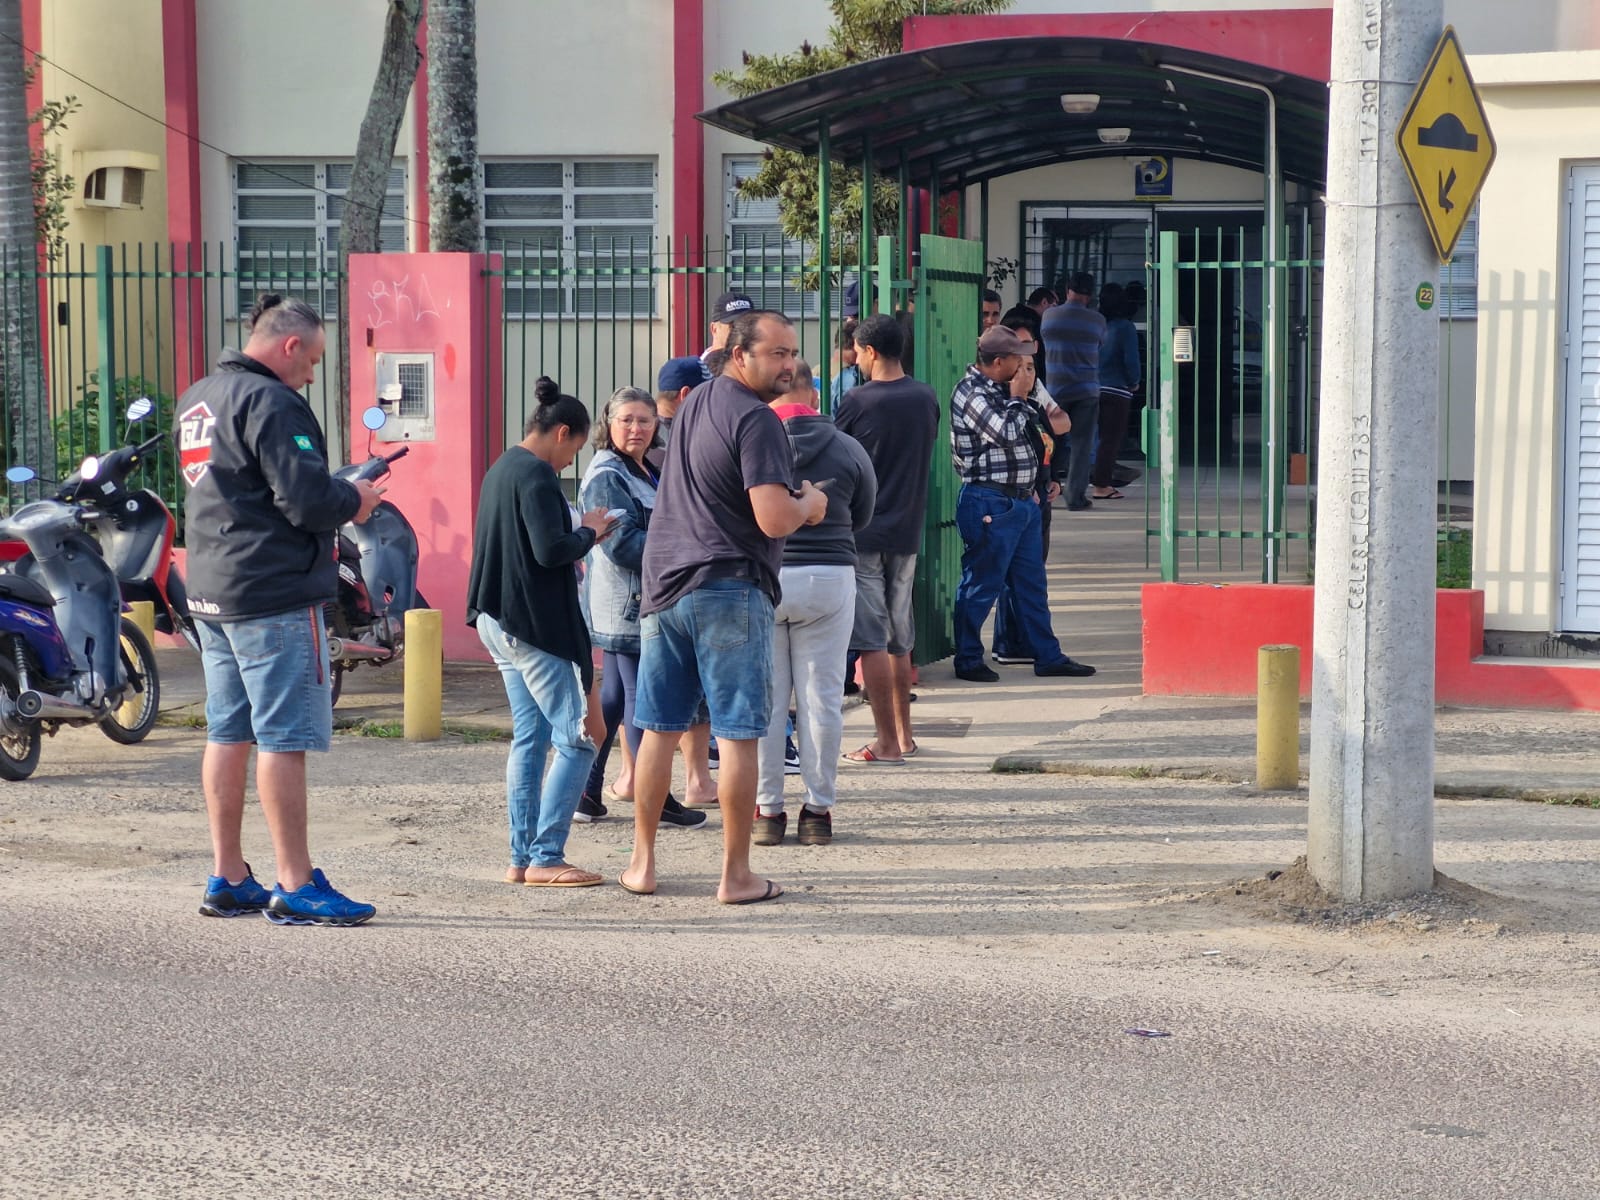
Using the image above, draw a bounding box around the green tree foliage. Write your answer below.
[712,0,1011,273]
[25,63,79,262]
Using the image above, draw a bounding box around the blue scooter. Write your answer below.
[0,456,162,780]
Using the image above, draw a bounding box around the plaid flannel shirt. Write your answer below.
[949,364,1039,489]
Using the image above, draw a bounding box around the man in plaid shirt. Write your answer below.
[949,325,1097,683]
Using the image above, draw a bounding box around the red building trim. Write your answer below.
[412,10,429,247]
[903,9,1333,82]
[22,0,41,160]
[161,0,206,389]
[671,0,705,355]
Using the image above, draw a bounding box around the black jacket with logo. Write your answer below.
[179,349,361,621]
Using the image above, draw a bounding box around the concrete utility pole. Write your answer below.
[1307,0,1442,901]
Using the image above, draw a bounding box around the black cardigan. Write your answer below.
[465,446,597,689]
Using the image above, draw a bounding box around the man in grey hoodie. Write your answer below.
[755,365,878,847]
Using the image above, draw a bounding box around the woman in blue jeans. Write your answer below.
[577,388,705,829]
[465,378,617,888]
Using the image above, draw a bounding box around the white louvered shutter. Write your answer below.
[1562,164,1600,631]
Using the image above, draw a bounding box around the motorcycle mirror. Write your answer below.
[126,396,154,423]
[80,456,101,482]
[360,406,387,432]
[5,466,36,485]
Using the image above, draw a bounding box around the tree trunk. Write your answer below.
[427,0,479,253]
[337,0,423,464]
[0,0,48,481]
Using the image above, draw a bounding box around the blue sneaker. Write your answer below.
[199,864,272,917]
[264,868,376,927]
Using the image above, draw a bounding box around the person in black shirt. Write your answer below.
[466,378,617,888]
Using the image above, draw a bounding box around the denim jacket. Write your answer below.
[578,450,657,653]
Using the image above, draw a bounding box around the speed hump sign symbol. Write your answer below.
[1395,26,1496,262]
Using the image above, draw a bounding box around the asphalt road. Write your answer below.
[3,727,1598,1198]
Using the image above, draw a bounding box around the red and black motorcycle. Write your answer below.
[58,398,199,650]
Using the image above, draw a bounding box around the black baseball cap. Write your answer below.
[710,291,755,324]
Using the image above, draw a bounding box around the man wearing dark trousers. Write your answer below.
[949,325,1095,683]
[1041,271,1107,511]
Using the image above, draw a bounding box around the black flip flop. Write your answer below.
[723,879,783,906]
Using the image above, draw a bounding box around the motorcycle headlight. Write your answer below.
[79,456,100,481]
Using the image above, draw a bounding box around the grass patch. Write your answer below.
[335,718,510,742]
[1437,531,1472,589]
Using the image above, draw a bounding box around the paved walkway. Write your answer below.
[155,487,1599,798]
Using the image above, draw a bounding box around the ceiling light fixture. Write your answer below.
[1097,127,1132,144]
[1059,93,1100,114]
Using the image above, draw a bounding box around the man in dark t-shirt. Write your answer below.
[833,313,939,764]
[625,311,828,905]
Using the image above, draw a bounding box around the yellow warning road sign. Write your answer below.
[1395,26,1496,262]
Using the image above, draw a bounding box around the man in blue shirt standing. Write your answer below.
[1041,271,1107,511]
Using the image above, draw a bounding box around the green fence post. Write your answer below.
[1158,231,1179,583]
[94,245,116,453]
[875,234,893,316]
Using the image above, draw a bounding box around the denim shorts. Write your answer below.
[851,550,919,656]
[635,578,774,740]
[199,607,333,753]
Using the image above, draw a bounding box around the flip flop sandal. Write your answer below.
[722,879,783,906]
[842,745,907,764]
[618,874,655,896]
[524,866,604,888]
[902,744,919,758]
[1092,488,1127,500]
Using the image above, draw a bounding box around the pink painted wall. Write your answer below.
[347,252,503,661]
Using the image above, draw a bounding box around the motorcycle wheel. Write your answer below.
[0,657,41,780]
[101,619,161,745]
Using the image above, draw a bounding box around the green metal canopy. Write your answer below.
[698,36,1329,190]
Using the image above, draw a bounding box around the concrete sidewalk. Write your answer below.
[154,486,1600,801]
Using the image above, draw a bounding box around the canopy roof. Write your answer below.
[698,36,1329,191]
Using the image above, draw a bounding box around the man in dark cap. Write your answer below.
[948,325,1096,683]
[703,291,756,364]
[655,356,711,444]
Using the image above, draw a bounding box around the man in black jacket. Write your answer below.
[180,294,383,926]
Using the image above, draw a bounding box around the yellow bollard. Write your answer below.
[116,601,158,727]
[1256,644,1302,790]
[403,608,443,742]
[126,599,156,642]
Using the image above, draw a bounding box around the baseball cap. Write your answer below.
[657,356,711,393]
[977,325,1028,356]
[843,279,861,318]
[710,291,755,324]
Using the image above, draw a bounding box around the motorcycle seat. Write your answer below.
[0,572,55,608]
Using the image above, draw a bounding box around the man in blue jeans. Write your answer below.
[949,324,1096,683]
[179,294,384,925]
[622,310,827,904]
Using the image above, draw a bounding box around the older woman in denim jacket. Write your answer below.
[576,387,706,829]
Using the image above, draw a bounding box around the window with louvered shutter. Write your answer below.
[483,159,657,318]
[233,161,408,317]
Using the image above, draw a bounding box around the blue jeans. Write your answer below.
[953,485,1066,673]
[198,607,332,753]
[475,613,597,869]
[1060,393,1101,507]
[635,578,775,740]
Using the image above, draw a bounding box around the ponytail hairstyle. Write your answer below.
[524,376,592,439]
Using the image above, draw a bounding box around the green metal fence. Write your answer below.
[479,234,865,451]
[911,234,984,666]
[1149,226,1473,584]
[1,242,350,524]
[1149,227,1322,583]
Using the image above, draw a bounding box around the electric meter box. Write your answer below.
[373,352,436,441]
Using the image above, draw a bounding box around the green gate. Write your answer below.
[1149,227,1322,583]
[911,234,984,665]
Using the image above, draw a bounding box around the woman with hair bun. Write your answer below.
[466,377,618,887]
